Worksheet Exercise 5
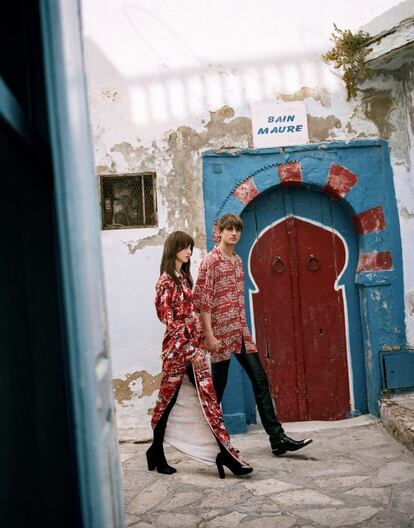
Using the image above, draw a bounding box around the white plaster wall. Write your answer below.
[397,83,414,345]
[102,234,162,375]
[81,0,414,435]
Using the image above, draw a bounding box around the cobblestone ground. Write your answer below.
[120,418,414,527]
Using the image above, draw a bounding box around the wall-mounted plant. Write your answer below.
[322,24,372,101]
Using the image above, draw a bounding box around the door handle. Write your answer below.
[306,254,320,271]
[271,256,285,273]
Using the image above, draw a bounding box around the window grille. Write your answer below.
[100,173,157,229]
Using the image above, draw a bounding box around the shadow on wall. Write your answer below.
[83,9,332,136]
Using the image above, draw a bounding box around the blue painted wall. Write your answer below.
[202,140,407,431]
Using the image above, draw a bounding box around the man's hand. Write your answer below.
[200,311,221,354]
[204,333,221,354]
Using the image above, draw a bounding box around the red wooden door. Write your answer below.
[250,217,351,421]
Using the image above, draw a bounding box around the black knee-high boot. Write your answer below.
[236,351,285,446]
[187,365,253,479]
[146,389,179,474]
[237,351,312,455]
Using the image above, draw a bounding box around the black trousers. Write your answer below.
[211,341,285,446]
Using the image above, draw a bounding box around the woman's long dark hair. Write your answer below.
[160,231,194,288]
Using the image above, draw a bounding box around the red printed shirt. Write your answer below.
[155,272,202,373]
[193,246,257,362]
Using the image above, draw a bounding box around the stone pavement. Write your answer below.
[120,415,414,527]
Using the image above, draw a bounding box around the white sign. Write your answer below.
[250,101,309,148]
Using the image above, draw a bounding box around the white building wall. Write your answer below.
[81,0,414,437]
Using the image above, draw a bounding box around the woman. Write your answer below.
[146,231,253,479]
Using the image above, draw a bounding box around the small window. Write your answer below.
[100,173,158,229]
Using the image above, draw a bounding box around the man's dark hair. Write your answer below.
[217,213,243,232]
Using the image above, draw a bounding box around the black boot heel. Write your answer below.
[146,446,177,475]
[216,454,225,479]
[146,449,156,471]
[215,452,253,479]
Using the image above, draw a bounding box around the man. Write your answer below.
[193,213,312,456]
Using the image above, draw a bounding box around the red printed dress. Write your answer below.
[193,246,257,363]
[151,272,250,466]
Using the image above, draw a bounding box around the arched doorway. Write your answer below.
[202,141,406,430]
[242,187,366,420]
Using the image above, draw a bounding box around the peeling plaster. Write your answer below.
[163,105,252,246]
[103,135,170,177]
[101,105,253,249]
[345,122,357,134]
[360,89,396,139]
[350,74,410,166]
[382,345,402,351]
[125,228,168,254]
[97,161,117,174]
[113,370,162,404]
[308,114,342,142]
[110,142,154,172]
[275,86,332,108]
[102,89,119,102]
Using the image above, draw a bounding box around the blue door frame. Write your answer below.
[202,140,408,432]
[41,2,124,526]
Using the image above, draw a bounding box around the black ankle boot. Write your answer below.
[215,451,253,479]
[271,435,313,456]
[146,445,177,474]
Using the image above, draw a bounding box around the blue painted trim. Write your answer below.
[361,232,390,253]
[355,272,392,286]
[202,139,389,157]
[40,2,124,527]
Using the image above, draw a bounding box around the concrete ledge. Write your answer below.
[380,390,414,452]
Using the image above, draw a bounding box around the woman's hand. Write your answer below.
[204,333,221,354]
[192,350,206,370]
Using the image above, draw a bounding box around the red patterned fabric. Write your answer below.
[151,272,250,467]
[193,246,257,363]
[155,272,202,373]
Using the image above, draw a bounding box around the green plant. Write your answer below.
[322,24,372,101]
